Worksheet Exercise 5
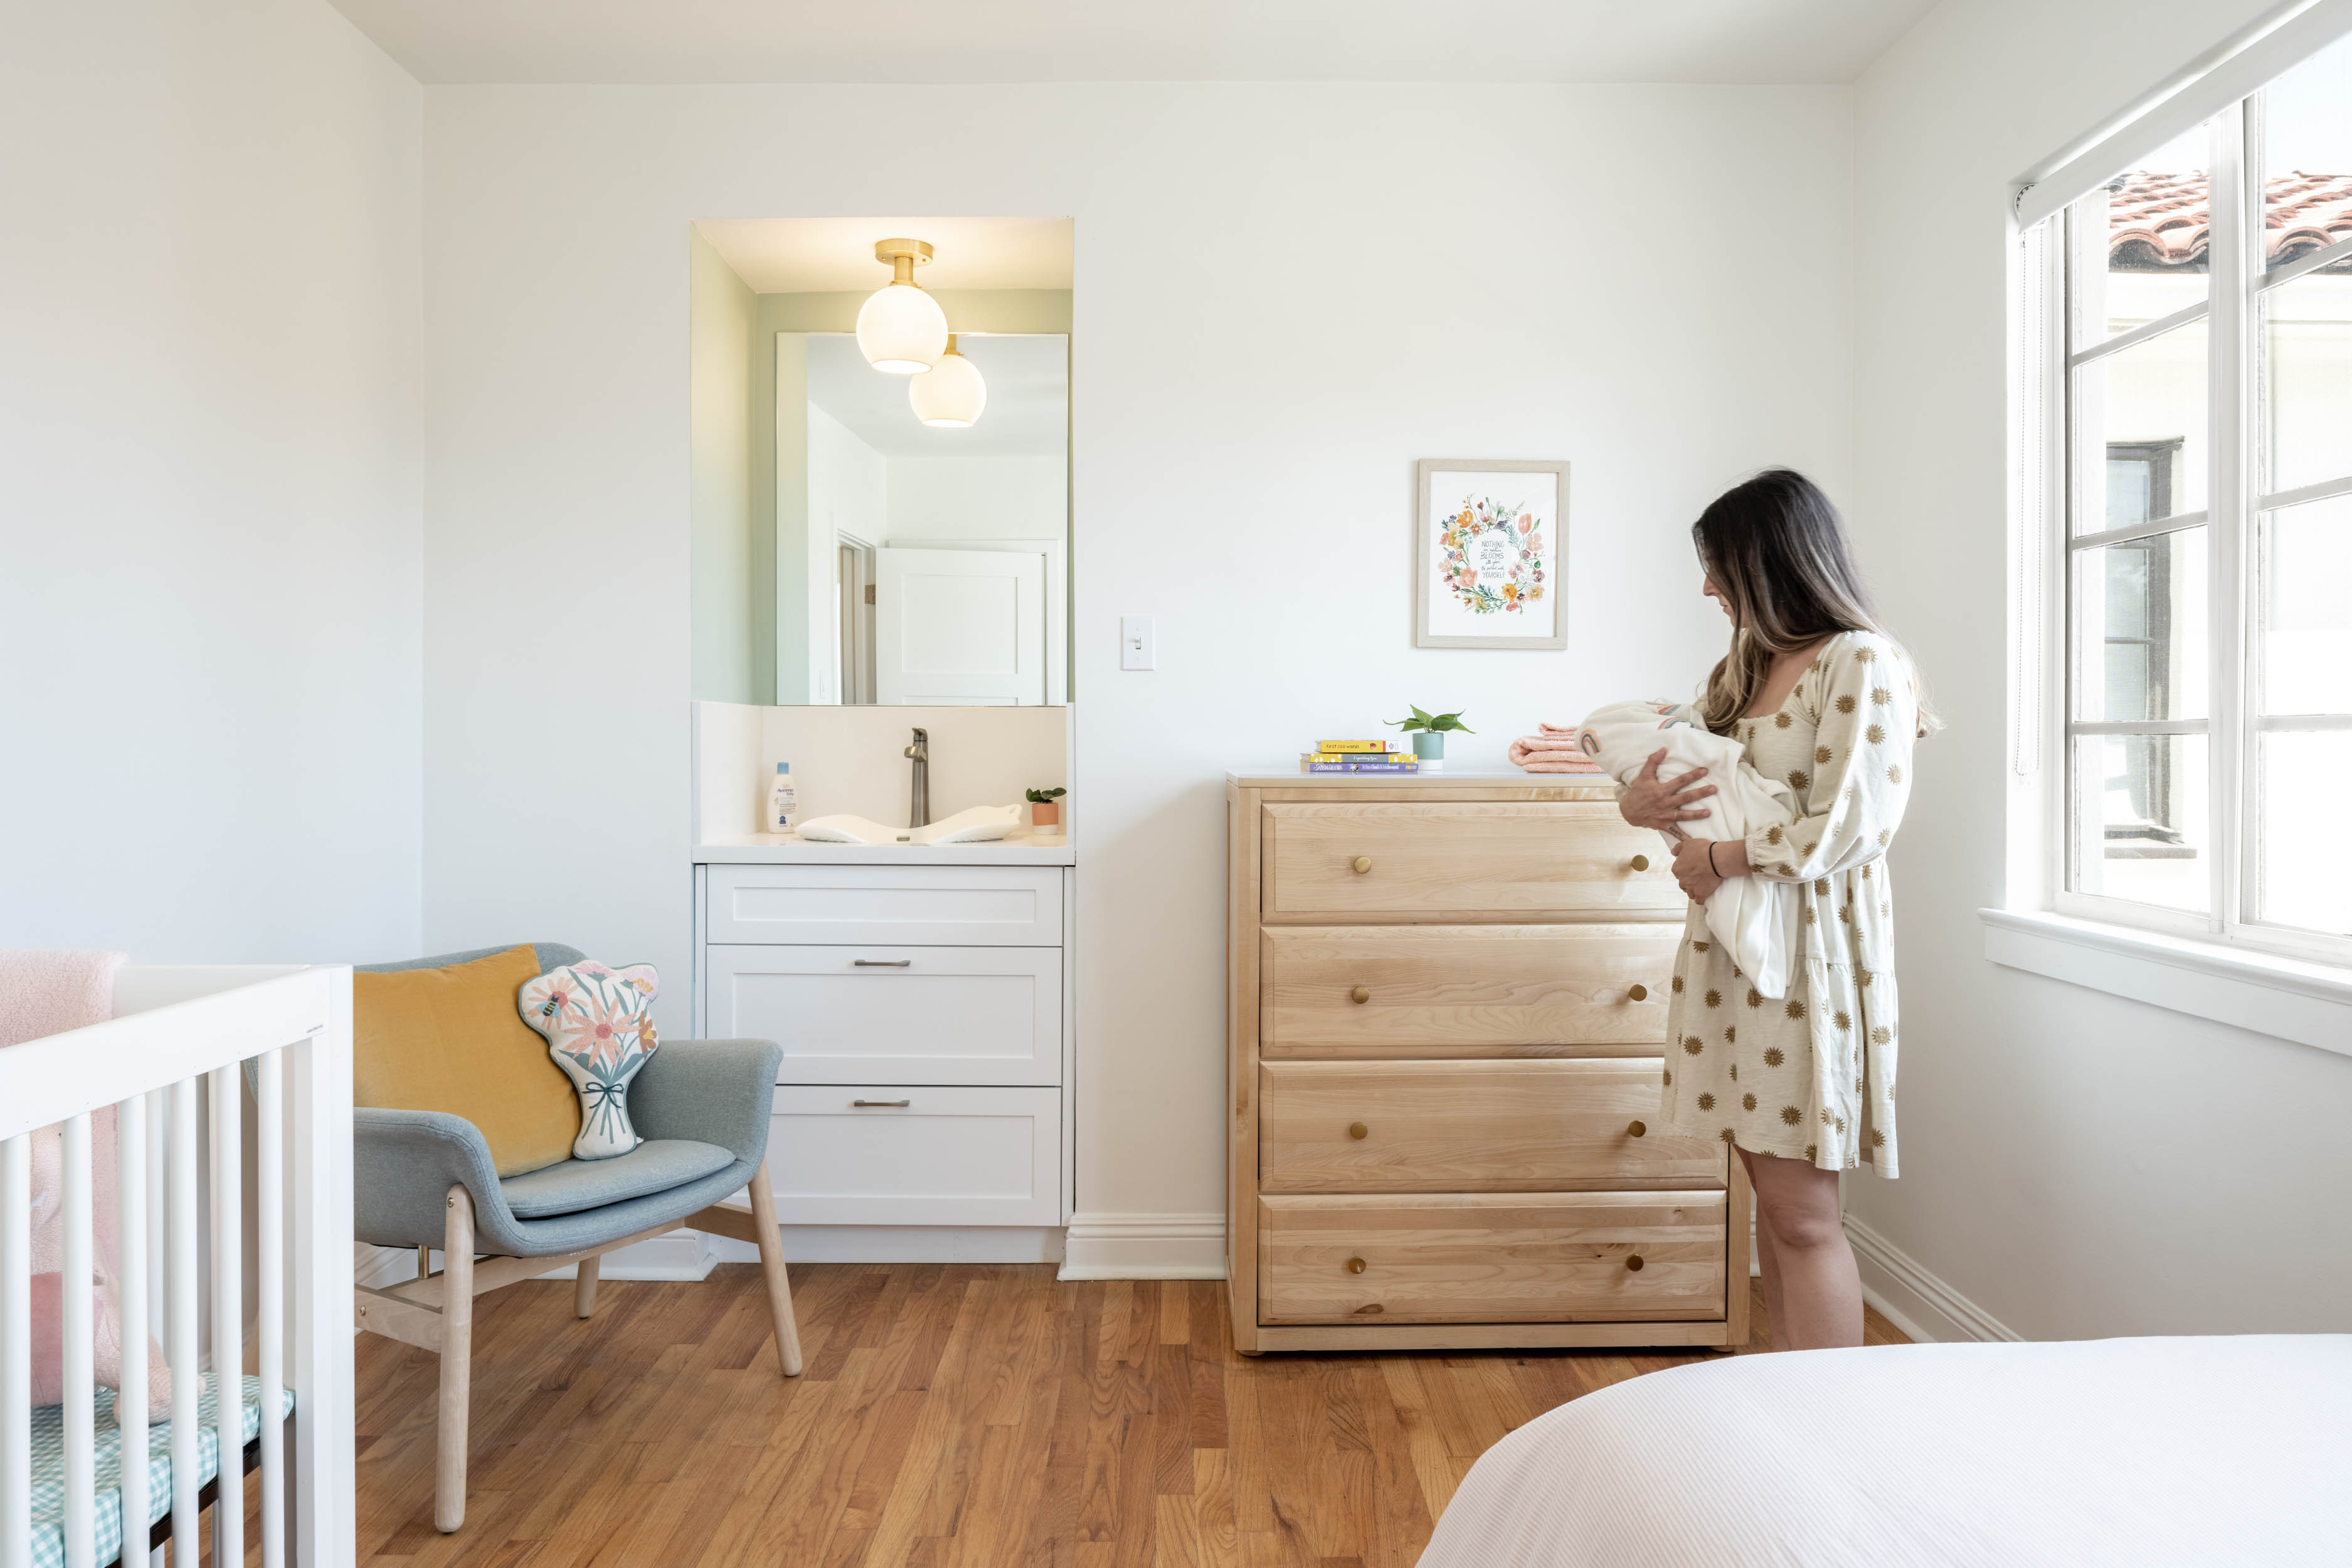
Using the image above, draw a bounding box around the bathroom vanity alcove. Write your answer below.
[692,701,1075,1264]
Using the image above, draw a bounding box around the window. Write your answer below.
[2035,29,2352,964]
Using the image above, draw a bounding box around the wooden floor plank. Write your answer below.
[354,1268,1898,1568]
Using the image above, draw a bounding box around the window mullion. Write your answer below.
[2206,103,2253,937]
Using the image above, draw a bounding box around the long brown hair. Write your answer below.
[1691,470,1934,736]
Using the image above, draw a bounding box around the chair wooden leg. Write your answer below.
[746,1158,802,1377]
[435,1185,475,1533]
[574,1253,600,1319]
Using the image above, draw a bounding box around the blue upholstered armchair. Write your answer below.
[349,943,801,1534]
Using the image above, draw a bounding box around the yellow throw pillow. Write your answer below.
[354,945,582,1177]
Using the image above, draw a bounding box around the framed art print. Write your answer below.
[1414,458,1569,649]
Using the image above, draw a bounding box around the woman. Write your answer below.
[1618,469,1929,1352]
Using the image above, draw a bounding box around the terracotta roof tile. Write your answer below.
[2105,170,2352,272]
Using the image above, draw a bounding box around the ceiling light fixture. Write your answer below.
[855,238,949,373]
[909,335,987,428]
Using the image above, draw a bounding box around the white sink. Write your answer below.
[794,803,1023,846]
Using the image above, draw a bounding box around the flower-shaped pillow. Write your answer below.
[516,961,660,1160]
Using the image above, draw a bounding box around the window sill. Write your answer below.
[1979,909,2352,1058]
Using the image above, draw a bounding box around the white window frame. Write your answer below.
[1996,0,2352,1052]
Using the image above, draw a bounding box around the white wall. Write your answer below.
[689,228,757,702]
[1849,0,2352,1337]
[887,455,1065,544]
[0,0,424,963]
[805,403,889,703]
[420,82,1854,1215]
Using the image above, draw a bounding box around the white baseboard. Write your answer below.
[354,1242,414,1292]
[711,1225,1067,1265]
[536,1231,716,1281]
[1058,1212,1226,1280]
[1845,1214,2020,1344]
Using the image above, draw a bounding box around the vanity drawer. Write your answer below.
[707,945,1060,1086]
[1258,1059,1724,1192]
[1259,802,1679,921]
[706,864,1062,946]
[1261,923,1681,1057]
[1258,1192,1728,1324]
[765,1084,1061,1226]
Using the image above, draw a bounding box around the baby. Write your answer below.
[1576,701,1801,999]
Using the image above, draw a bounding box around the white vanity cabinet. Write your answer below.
[696,858,1074,1231]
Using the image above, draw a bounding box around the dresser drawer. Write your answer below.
[706,864,1062,946]
[1260,802,1680,921]
[707,945,1060,1086]
[1258,1192,1727,1324]
[765,1085,1061,1226]
[1258,1059,1724,1192]
[1261,924,1681,1057]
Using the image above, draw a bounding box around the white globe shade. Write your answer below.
[856,282,948,373]
[909,347,987,428]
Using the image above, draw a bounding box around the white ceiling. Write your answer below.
[804,332,1069,458]
[326,1,1937,86]
[697,218,1073,293]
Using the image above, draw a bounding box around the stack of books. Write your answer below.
[1300,740,1420,774]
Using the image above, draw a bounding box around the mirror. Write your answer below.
[783,331,1067,705]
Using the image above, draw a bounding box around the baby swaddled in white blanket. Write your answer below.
[1576,701,1801,999]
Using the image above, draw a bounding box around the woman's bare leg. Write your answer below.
[1745,1150,1862,1350]
[1737,1148,1788,1351]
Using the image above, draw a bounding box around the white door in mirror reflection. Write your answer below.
[875,547,1046,705]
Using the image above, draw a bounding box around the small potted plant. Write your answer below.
[1385,706,1472,771]
[1026,786,1067,833]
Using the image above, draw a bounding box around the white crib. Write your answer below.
[2,966,355,1568]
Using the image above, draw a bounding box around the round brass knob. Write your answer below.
[1350,986,1370,1004]
[1627,1120,1646,1138]
[1630,854,1650,872]
[1352,856,1373,874]
[1628,983,1649,1002]
[1625,1254,1645,1272]
[1348,1121,1369,1140]
[1346,1256,1367,1274]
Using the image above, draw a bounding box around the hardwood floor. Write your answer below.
[349,1263,1907,1567]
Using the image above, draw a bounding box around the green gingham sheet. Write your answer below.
[28,1374,293,1568]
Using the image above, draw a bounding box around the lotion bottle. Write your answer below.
[766,762,798,834]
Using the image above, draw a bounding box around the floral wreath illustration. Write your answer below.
[1437,495,1546,615]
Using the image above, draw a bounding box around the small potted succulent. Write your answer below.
[1385,706,1473,770]
[1026,786,1067,832]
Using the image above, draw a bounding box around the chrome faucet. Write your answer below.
[904,726,930,827]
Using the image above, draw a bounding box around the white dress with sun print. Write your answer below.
[1656,631,1917,1175]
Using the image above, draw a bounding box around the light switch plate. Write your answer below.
[1121,615,1155,670]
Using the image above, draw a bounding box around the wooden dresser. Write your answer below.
[1225,768,1749,1353]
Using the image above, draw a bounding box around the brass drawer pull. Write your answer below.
[1625,1254,1645,1272]
[1628,983,1649,1002]
[1349,986,1370,1004]
[1347,1121,1369,1140]
[852,1099,912,1108]
[1627,1120,1646,1138]
[1630,854,1650,872]
[1346,1256,1366,1274]
[853,959,913,967]
[1352,856,1374,874]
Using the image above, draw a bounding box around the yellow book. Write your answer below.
[1315,739,1392,753]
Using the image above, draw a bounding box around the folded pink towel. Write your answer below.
[1510,724,1605,773]
[2,948,171,1417]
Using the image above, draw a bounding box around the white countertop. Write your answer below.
[696,829,1076,866]
[1227,764,1616,791]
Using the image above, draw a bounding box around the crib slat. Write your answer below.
[209,1066,244,1568]
[257,1049,285,1568]
[115,1093,149,1567]
[168,1080,199,1568]
[63,1115,95,1568]
[3,1135,30,1568]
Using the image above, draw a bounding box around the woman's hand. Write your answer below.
[1672,837,1726,902]
[1619,748,1717,834]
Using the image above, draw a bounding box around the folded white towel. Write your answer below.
[1574,702,1801,999]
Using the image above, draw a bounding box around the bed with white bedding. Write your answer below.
[1417,1335,2352,1567]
